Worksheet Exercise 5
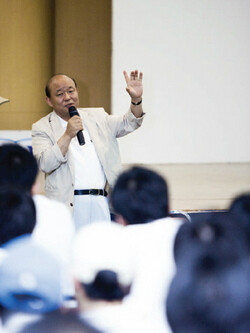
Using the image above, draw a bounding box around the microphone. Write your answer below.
[68,106,85,145]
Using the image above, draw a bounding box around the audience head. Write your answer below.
[173,212,249,267]
[0,144,38,193]
[229,193,250,251]
[0,236,64,313]
[111,166,169,225]
[167,213,250,333]
[0,186,36,246]
[17,311,101,333]
[72,223,133,305]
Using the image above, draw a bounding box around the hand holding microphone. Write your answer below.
[68,106,85,145]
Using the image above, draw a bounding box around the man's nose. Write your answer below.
[63,92,70,100]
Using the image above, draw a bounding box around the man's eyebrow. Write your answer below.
[55,86,75,93]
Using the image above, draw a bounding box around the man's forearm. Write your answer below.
[57,132,72,156]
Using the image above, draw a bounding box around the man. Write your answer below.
[32,70,144,229]
[111,166,170,225]
[0,143,75,297]
[167,213,250,333]
[0,186,36,247]
[110,166,184,333]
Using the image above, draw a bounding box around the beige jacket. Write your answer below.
[32,108,144,210]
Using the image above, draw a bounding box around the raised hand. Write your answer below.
[123,70,143,101]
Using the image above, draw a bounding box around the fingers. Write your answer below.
[130,70,143,81]
[123,70,129,85]
[68,116,83,131]
[124,69,143,83]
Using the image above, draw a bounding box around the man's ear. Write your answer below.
[46,96,53,107]
[115,214,128,226]
[31,179,39,195]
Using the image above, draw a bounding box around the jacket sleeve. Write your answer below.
[32,121,68,174]
[105,108,145,138]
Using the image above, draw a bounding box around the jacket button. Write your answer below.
[70,203,73,207]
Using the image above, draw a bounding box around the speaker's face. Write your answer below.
[46,75,79,121]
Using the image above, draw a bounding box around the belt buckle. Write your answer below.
[89,189,101,195]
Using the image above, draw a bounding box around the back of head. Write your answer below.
[173,212,249,267]
[167,213,250,333]
[17,311,101,333]
[0,144,38,192]
[72,223,133,302]
[0,186,36,246]
[229,193,250,251]
[111,166,169,224]
[167,253,250,333]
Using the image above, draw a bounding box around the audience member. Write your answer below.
[228,193,250,252]
[0,186,36,246]
[111,166,184,332]
[173,212,249,266]
[0,236,65,332]
[167,213,250,333]
[72,222,140,333]
[111,166,169,225]
[0,143,75,297]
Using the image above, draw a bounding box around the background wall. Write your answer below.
[0,0,54,129]
[54,0,111,112]
[0,0,249,164]
[0,0,111,130]
[112,0,250,163]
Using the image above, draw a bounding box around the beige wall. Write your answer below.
[0,0,111,130]
[0,0,54,129]
[55,0,111,113]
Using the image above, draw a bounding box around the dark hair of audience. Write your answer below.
[0,186,36,246]
[229,193,250,251]
[82,270,130,301]
[111,166,169,224]
[0,144,38,193]
[167,213,250,333]
[173,212,249,266]
[17,310,101,333]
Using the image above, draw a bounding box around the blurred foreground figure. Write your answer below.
[167,213,250,333]
[111,166,184,332]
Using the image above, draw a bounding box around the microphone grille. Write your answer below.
[68,106,78,117]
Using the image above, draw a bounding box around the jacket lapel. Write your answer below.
[49,111,65,143]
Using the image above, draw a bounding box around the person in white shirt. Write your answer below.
[72,222,155,333]
[32,70,144,229]
[111,166,185,333]
[0,144,75,297]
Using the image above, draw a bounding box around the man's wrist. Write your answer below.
[131,98,142,106]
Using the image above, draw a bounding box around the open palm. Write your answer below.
[123,70,143,100]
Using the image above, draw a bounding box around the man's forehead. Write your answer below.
[49,75,76,90]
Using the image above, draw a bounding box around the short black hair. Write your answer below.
[0,144,38,193]
[0,186,36,246]
[173,212,249,266]
[45,74,77,98]
[167,213,250,333]
[229,193,250,252]
[111,166,169,224]
[82,270,130,301]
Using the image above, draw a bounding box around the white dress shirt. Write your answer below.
[58,115,110,230]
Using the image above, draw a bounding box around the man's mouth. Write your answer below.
[65,103,74,108]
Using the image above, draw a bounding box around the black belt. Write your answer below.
[74,189,108,197]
